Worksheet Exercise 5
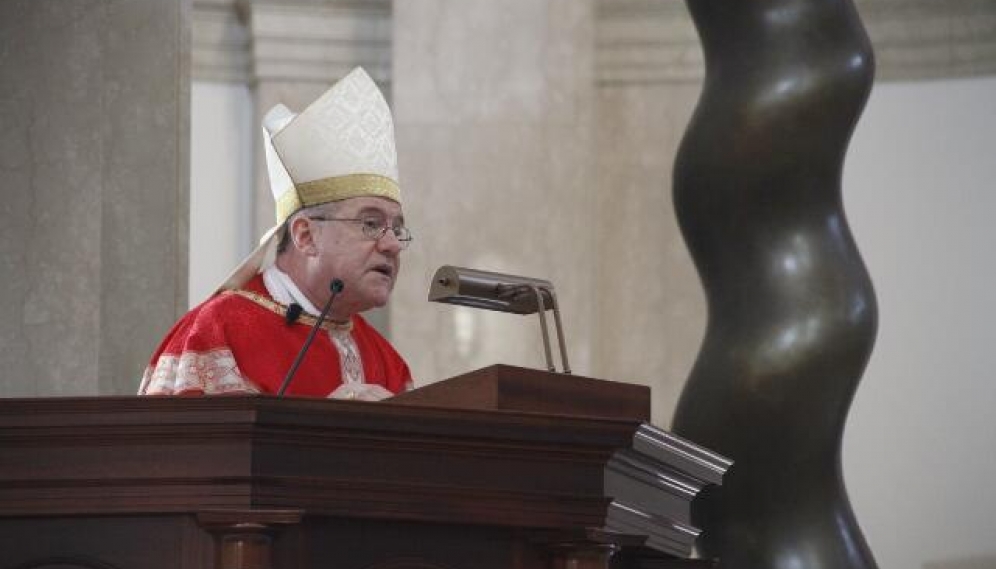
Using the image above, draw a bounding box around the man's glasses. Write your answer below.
[308,216,413,249]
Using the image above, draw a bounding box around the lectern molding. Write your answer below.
[0,368,728,569]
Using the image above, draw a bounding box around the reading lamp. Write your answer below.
[428,265,571,374]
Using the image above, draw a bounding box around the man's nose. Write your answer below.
[376,229,403,254]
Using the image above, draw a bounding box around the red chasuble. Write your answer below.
[139,274,412,396]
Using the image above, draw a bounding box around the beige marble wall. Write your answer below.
[592,84,703,426]
[391,0,598,384]
[389,0,706,424]
[0,0,190,395]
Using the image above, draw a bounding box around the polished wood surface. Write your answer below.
[0,395,633,524]
[391,364,651,421]
[0,372,717,569]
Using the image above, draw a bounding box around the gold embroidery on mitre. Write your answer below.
[275,191,304,226]
[225,289,353,333]
[276,173,401,223]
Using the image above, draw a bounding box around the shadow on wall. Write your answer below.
[924,555,996,569]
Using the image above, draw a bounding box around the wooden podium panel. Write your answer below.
[0,370,725,569]
[391,364,651,421]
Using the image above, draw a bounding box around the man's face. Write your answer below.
[308,196,405,315]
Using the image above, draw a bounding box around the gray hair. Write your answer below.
[275,201,340,255]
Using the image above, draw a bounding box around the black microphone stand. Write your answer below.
[277,279,345,396]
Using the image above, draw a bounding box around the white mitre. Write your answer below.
[216,67,401,293]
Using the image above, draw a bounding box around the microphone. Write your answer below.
[277,278,345,396]
[285,303,303,324]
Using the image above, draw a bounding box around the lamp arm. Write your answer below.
[530,285,556,372]
[545,286,571,374]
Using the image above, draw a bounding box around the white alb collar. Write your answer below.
[262,266,322,317]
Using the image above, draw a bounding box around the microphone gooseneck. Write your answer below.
[277,279,345,396]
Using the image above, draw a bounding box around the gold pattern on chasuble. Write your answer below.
[226,288,364,387]
[225,289,353,333]
[139,349,257,395]
[330,328,365,385]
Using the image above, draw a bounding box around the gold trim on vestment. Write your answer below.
[226,289,353,333]
[275,174,401,224]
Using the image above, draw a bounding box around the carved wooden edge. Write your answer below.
[0,396,635,533]
[526,528,636,569]
[390,364,651,421]
[5,557,123,569]
[602,423,733,558]
[196,509,303,569]
[530,527,719,569]
[0,396,730,561]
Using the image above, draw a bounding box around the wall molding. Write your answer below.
[247,0,391,84]
[194,0,996,87]
[192,0,390,84]
[594,0,996,86]
[595,0,701,85]
[861,0,996,81]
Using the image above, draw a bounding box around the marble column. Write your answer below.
[0,0,190,396]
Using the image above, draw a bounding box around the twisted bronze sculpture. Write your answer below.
[670,0,879,568]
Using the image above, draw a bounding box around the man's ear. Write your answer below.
[288,215,319,256]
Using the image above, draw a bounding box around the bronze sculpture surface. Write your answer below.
[671,1,879,568]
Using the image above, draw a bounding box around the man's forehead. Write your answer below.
[335,196,403,217]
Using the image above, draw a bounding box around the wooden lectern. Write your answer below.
[0,366,728,569]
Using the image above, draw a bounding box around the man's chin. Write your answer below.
[360,288,392,311]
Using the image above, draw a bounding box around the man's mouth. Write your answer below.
[370,264,394,279]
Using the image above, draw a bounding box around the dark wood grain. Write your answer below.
[0,372,714,569]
